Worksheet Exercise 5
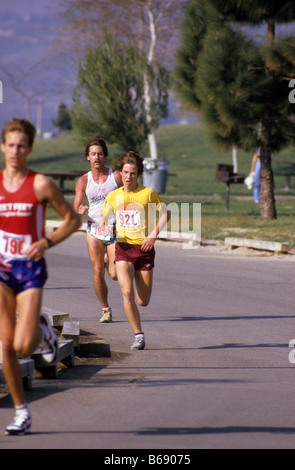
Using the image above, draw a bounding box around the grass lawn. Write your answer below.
[1,124,295,248]
[164,195,295,248]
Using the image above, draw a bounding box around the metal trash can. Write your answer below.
[142,159,168,193]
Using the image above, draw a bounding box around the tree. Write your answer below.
[208,0,295,220]
[70,32,169,152]
[173,0,221,112]
[55,0,187,158]
[52,102,72,132]
[174,0,295,220]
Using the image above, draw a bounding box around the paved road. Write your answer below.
[1,234,295,450]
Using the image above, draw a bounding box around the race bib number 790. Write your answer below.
[0,230,32,259]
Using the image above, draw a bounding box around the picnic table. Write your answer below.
[44,171,85,191]
[274,161,295,190]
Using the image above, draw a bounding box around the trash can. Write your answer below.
[142,159,168,193]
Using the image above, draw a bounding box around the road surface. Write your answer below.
[1,234,295,450]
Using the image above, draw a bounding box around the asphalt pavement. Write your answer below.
[1,233,295,450]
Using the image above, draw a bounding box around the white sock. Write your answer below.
[15,403,30,417]
[135,333,144,339]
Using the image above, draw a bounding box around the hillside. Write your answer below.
[2,123,293,197]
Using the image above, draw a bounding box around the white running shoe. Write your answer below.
[5,413,31,436]
[131,334,146,350]
[39,313,58,363]
[100,307,112,323]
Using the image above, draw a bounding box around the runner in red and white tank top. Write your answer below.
[74,138,122,323]
[0,119,81,436]
[0,170,46,261]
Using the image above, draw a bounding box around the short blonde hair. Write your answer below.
[2,118,36,147]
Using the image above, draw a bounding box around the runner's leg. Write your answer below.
[86,233,109,308]
[135,269,153,307]
[116,260,142,334]
[0,283,25,406]
[106,242,117,281]
[0,285,43,406]
[14,288,43,356]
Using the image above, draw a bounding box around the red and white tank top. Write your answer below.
[0,170,46,260]
[86,169,118,224]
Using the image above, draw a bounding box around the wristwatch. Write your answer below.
[45,237,54,248]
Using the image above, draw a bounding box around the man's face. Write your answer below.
[1,131,32,170]
[87,145,106,170]
[121,163,139,191]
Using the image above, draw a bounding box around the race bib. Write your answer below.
[88,222,112,241]
[117,210,141,229]
[0,230,32,259]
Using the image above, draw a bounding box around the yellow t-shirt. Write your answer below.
[103,185,165,245]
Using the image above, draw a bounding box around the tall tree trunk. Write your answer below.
[144,1,158,159]
[259,112,277,220]
[259,19,277,220]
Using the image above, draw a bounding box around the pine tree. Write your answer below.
[173,0,221,112]
[196,24,262,151]
[207,0,295,220]
[52,102,72,132]
[174,0,295,220]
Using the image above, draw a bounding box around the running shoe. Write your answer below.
[5,413,31,436]
[100,307,112,323]
[131,334,146,350]
[39,313,58,363]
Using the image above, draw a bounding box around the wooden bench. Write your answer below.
[41,308,70,332]
[62,321,80,347]
[225,237,290,254]
[32,339,75,379]
[274,171,294,190]
[0,359,35,391]
[274,162,295,190]
[31,313,76,379]
[44,171,85,192]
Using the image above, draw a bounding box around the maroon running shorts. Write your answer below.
[115,242,155,271]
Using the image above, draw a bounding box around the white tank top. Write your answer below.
[86,169,118,224]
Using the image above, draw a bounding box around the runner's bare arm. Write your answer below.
[99,201,114,236]
[26,174,81,261]
[141,208,171,252]
[74,175,89,215]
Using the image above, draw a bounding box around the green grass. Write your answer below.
[163,196,295,248]
[1,124,295,248]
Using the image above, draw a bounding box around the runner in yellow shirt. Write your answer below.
[101,151,170,350]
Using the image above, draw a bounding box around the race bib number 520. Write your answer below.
[0,230,31,259]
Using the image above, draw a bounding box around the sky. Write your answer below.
[1,0,55,15]
[0,0,73,134]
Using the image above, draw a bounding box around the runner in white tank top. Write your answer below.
[74,138,122,323]
[86,168,118,235]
